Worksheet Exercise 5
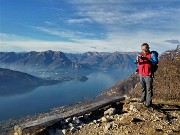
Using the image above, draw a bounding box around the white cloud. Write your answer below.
[33,26,76,38]
[1,1,179,54]
[71,0,122,4]
[0,32,179,54]
[0,33,107,53]
[32,26,97,40]
[0,39,107,53]
[123,11,157,24]
[71,0,179,4]
[67,18,93,24]
[36,1,179,41]
[68,0,180,32]
[80,10,120,25]
[0,33,24,41]
[44,21,56,26]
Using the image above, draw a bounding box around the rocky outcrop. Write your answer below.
[11,96,125,135]
[37,97,180,135]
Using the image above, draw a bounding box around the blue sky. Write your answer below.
[0,0,180,53]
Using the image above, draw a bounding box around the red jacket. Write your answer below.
[138,52,152,76]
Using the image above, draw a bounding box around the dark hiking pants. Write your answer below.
[139,74,153,106]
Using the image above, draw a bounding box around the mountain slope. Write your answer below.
[0,68,57,96]
[66,51,138,72]
[98,46,180,101]
[0,51,138,77]
[0,51,74,72]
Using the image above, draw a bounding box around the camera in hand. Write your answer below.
[138,55,145,60]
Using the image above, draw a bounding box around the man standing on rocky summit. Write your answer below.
[135,43,158,107]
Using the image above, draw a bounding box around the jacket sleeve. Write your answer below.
[134,59,138,64]
[150,53,158,65]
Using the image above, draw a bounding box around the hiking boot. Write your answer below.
[144,102,152,107]
[138,99,145,103]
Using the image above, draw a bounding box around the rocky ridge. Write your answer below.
[0,51,137,77]
[37,98,180,135]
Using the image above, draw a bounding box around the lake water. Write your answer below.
[0,71,131,121]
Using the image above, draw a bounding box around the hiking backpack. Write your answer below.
[151,51,159,77]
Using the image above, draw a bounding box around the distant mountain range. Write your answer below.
[66,51,137,71]
[0,51,138,77]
